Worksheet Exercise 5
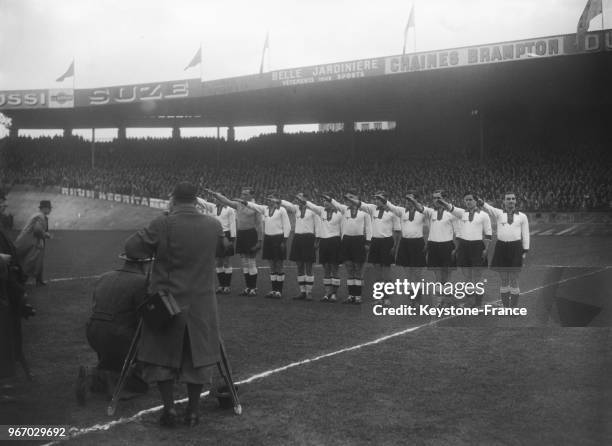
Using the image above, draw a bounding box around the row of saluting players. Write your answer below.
[196,187,530,308]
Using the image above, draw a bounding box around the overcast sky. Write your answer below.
[0,0,607,139]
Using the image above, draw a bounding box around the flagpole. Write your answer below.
[600,0,606,53]
[199,42,203,81]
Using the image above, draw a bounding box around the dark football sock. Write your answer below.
[277,273,285,292]
[510,294,519,307]
[501,292,511,308]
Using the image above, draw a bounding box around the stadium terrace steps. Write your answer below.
[6,185,161,230]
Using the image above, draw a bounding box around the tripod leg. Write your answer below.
[218,341,242,415]
[18,356,33,381]
[107,319,142,416]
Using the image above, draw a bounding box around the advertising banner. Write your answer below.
[384,31,611,75]
[75,78,201,107]
[0,90,47,109]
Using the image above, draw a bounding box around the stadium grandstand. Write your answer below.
[1,6,612,443]
[1,132,611,212]
[1,29,611,213]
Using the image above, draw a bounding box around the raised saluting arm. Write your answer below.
[385,200,404,217]
[205,188,239,210]
[405,195,425,213]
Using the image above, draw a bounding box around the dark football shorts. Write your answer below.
[289,233,316,263]
[456,239,486,267]
[368,237,394,266]
[216,231,235,258]
[318,236,341,265]
[396,237,426,267]
[426,240,455,269]
[491,240,524,271]
[236,228,258,255]
[340,235,366,263]
[262,234,286,261]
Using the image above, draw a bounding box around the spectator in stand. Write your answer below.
[1,133,610,213]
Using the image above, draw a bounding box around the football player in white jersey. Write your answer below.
[478,192,530,308]
[196,194,237,294]
[356,191,400,306]
[207,187,263,297]
[407,190,459,307]
[245,193,291,299]
[328,192,372,305]
[281,193,320,301]
[305,194,343,302]
[437,192,492,307]
[385,189,427,306]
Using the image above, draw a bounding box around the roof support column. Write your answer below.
[117,125,126,141]
[91,128,96,170]
[172,125,181,140]
[276,124,284,135]
[63,128,72,138]
[227,126,235,142]
[343,121,355,156]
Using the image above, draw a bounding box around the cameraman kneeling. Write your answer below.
[77,254,151,405]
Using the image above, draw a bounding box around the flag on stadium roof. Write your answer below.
[259,31,269,74]
[56,60,74,82]
[184,46,202,70]
[403,5,415,55]
[577,0,603,35]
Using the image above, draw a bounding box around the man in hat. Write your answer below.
[1,192,34,402]
[0,191,13,231]
[125,181,226,427]
[15,200,52,286]
[76,253,152,405]
[352,191,400,306]
[206,187,263,296]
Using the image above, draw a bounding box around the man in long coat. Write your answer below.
[0,193,34,402]
[124,182,225,427]
[15,200,51,286]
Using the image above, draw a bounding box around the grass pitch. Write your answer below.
[1,232,611,445]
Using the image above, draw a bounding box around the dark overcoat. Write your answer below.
[0,229,26,379]
[14,212,47,279]
[86,265,147,370]
[0,255,15,380]
[125,203,223,368]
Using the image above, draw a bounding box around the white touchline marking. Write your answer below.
[531,264,612,268]
[556,224,579,236]
[49,275,101,283]
[538,228,556,236]
[41,266,612,445]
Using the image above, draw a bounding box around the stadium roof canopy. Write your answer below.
[1,31,611,130]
